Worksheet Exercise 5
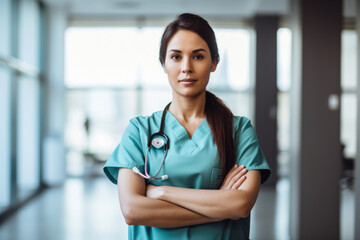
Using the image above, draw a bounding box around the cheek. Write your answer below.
[199,64,213,77]
[164,63,179,78]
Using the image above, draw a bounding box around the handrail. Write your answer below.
[0,55,40,78]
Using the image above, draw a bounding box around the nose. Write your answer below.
[181,57,193,73]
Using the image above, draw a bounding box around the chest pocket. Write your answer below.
[209,168,224,189]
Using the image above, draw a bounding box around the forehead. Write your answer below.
[167,30,209,51]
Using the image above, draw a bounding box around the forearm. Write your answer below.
[150,170,261,220]
[118,168,221,228]
[157,187,251,220]
[122,194,221,228]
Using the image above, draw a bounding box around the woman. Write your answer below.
[104,13,271,240]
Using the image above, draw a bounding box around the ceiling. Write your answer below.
[42,0,357,26]
[43,0,290,20]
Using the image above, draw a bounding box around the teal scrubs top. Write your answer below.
[104,110,271,240]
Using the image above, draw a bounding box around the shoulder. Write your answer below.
[121,111,163,145]
[232,115,253,133]
[127,111,162,132]
[129,111,163,128]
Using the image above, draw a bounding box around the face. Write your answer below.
[163,30,217,99]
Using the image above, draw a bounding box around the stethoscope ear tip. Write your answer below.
[161,175,168,180]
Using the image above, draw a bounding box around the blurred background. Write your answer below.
[0,0,359,239]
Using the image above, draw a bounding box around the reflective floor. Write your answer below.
[0,177,354,240]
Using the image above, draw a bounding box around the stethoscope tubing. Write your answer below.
[143,147,168,180]
[133,102,171,180]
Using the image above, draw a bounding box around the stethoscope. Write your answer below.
[132,103,171,180]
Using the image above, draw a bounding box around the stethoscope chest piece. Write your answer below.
[152,137,165,148]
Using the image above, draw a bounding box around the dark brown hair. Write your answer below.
[159,13,219,65]
[159,13,235,176]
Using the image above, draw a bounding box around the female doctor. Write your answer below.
[104,13,271,240]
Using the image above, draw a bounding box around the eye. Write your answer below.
[193,54,204,60]
[170,54,181,60]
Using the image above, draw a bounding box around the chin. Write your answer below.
[176,89,206,99]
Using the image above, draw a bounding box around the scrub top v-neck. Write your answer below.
[104,110,271,240]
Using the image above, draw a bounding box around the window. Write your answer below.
[277,28,291,153]
[0,67,11,210]
[0,0,44,215]
[341,30,357,158]
[17,76,41,199]
[0,0,11,56]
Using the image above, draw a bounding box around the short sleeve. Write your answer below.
[103,120,145,184]
[234,117,271,184]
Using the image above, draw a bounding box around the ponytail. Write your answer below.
[204,91,235,176]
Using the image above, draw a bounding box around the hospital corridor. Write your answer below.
[1,0,360,239]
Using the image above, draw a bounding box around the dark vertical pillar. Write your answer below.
[289,0,342,239]
[354,0,360,238]
[255,15,279,187]
[38,1,46,187]
[9,0,19,202]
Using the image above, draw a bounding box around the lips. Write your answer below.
[179,78,197,83]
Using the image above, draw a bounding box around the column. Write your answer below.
[289,0,342,239]
[354,0,360,238]
[255,15,279,187]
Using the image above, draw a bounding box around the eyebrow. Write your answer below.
[168,48,207,53]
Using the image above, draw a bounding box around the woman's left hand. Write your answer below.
[146,184,164,199]
[220,164,247,190]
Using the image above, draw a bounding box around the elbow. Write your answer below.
[238,208,251,219]
[230,209,251,220]
[230,201,252,220]
[125,218,137,226]
[122,205,135,225]
[121,202,140,226]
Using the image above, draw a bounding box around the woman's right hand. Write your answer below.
[220,164,247,190]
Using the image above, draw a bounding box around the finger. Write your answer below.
[232,168,248,184]
[231,175,246,190]
[222,164,238,186]
[224,165,245,187]
[234,168,247,181]
[228,168,247,188]
[223,164,244,186]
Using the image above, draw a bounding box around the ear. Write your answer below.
[210,60,218,72]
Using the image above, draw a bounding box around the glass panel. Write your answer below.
[0,0,11,56]
[18,0,40,68]
[278,92,290,152]
[65,27,139,88]
[0,67,12,210]
[17,76,40,199]
[340,94,357,158]
[210,29,251,91]
[214,91,253,118]
[340,30,357,159]
[141,89,172,116]
[341,30,357,90]
[139,28,167,87]
[277,28,292,92]
[65,90,138,176]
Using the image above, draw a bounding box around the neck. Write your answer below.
[169,91,206,122]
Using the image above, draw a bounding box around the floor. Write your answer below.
[0,177,354,240]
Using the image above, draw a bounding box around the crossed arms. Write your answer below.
[117,164,261,228]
